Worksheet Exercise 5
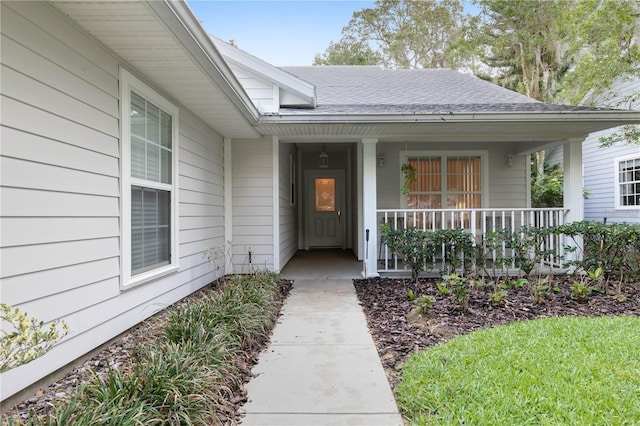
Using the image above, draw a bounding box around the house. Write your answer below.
[2,0,640,403]
[547,79,640,225]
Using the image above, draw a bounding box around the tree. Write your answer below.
[315,0,469,69]
[313,37,381,66]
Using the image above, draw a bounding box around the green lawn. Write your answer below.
[398,316,640,425]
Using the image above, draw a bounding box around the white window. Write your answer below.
[615,154,640,209]
[402,152,487,209]
[121,69,179,287]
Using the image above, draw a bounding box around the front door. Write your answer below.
[305,170,346,249]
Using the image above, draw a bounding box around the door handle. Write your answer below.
[337,208,341,223]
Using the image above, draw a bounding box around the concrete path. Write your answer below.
[241,278,403,425]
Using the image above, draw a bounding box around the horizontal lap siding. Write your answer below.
[232,138,274,273]
[0,2,225,401]
[279,144,298,269]
[583,133,640,224]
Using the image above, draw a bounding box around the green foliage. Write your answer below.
[529,276,550,304]
[434,228,477,275]
[398,316,640,425]
[415,295,435,316]
[313,37,382,66]
[381,225,438,280]
[556,0,640,106]
[29,273,286,425]
[316,0,469,69]
[569,281,593,302]
[488,290,508,307]
[558,220,640,283]
[0,304,68,373]
[400,163,417,195]
[439,273,469,310]
[406,289,416,302]
[531,162,563,208]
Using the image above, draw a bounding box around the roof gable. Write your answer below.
[211,37,316,111]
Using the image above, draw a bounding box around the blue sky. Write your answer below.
[187,1,479,67]
[187,1,378,66]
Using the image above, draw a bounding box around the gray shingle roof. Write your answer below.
[279,66,604,114]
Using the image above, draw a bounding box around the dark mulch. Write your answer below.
[354,276,640,391]
[3,279,293,425]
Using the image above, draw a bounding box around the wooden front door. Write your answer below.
[305,170,346,249]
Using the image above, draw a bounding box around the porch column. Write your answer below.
[563,137,585,263]
[361,138,379,278]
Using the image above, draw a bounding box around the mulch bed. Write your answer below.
[354,276,640,391]
[2,279,293,425]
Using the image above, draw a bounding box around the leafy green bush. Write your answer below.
[381,225,438,280]
[558,220,640,283]
[1,304,68,373]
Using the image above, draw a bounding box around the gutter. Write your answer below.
[257,110,640,125]
[146,1,261,126]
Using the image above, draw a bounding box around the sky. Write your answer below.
[187,1,377,66]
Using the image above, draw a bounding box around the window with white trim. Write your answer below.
[406,155,483,209]
[121,69,178,286]
[615,154,640,209]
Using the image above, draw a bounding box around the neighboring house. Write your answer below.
[2,1,640,403]
[547,79,640,224]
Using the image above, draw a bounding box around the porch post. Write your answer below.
[361,138,379,278]
[563,137,585,263]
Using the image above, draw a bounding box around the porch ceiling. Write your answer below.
[257,111,640,151]
[51,1,260,139]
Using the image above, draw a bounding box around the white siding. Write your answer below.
[580,78,640,224]
[279,144,298,268]
[1,2,225,401]
[231,137,274,272]
[583,134,640,224]
[230,67,278,113]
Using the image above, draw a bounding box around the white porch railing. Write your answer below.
[377,208,569,274]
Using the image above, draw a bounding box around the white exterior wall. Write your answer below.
[231,137,274,272]
[583,135,640,224]
[230,68,278,113]
[1,2,225,401]
[583,78,640,224]
[375,142,529,209]
[279,143,298,268]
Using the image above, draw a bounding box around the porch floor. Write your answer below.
[280,249,362,280]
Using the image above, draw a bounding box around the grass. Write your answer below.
[10,272,286,426]
[397,316,640,425]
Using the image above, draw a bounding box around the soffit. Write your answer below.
[52,1,260,139]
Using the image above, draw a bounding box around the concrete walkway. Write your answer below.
[241,252,403,425]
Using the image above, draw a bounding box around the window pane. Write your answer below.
[131,92,146,138]
[131,186,171,275]
[146,102,160,144]
[160,110,172,149]
[131,136,146,179]
[315,178,335,212]
[161,148,172,184]
[146,143,160,182]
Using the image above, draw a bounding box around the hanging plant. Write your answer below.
[401,162,417,195]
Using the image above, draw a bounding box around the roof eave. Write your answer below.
[146,1,261,125]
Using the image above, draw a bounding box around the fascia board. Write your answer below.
[147,1,261,125]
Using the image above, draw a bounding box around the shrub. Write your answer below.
[381,225,438,280]
[0,304,68,373]
[558,221,640,283]
[21,272,286,425]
